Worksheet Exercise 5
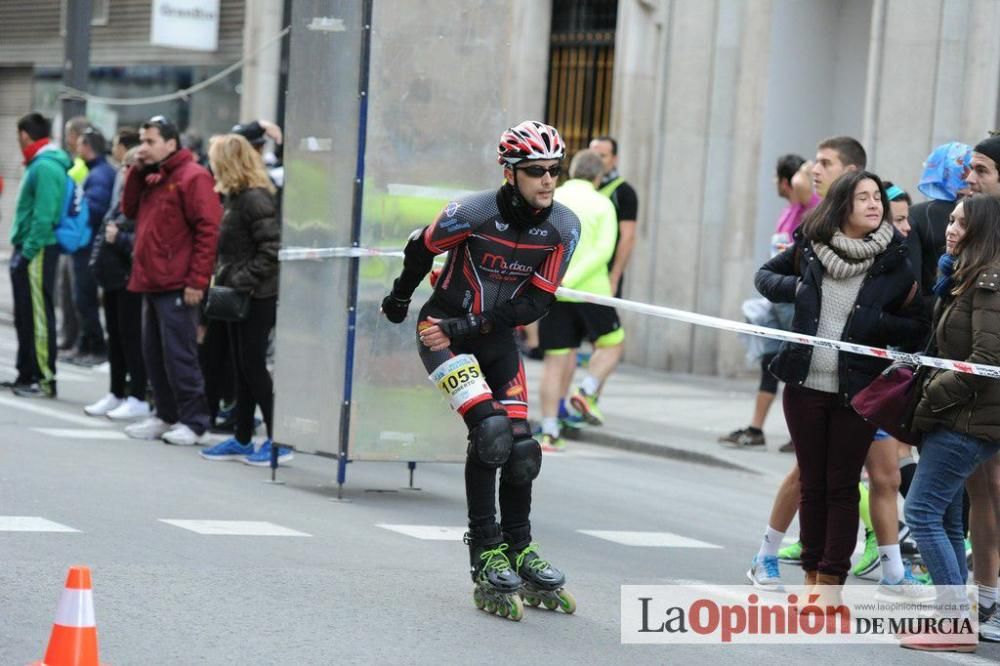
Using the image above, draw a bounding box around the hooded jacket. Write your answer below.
[122,149,221,293]
[11,144,71,260]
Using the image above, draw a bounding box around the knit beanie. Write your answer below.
[973,136,1000,169]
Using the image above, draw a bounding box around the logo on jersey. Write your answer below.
[482,253,534,276]
[495,220,510,232]
[445,201,461,218]
[528,227,548,237]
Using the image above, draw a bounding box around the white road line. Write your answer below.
[376,524,468,541]
[578,530,723,549]
[32,428,128,440]
[0,395,107,427]
[159,519,312,537]
[0,516,80,532]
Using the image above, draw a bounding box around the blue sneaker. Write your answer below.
[557,399,585,430]
[200,437,254,461]
[746,555,784,591]
[875,560,933,601]
[243,439,293,467]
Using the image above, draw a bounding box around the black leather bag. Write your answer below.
[204,285,251,322]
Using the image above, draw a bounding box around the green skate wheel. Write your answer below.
[525,595,541,607]
[473,588,485,610]
[485,599,496,614]
[558,589,577,614]
[543,598,558,610]
[508,594,524,621]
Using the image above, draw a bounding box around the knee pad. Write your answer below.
[468,413,512,468]
[503,422,542,485]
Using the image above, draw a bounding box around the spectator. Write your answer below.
[56,116,91,351]
[905,194,1000,650]
[68,126,115,366]
[722,153,817,450]
[7,112,68,398]
[200,134,288,466]
[121,115,221,445]
[232,119,284,190]
[537,149,620,452]
[85,138,151,421]
[589,135,638,296]
[755,170,926,601]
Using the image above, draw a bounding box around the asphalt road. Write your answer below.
[2,329,998,665]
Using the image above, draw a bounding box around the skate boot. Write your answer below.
[464,526,524,621]
[508,538,576,614]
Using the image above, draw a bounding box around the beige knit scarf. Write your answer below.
[812,222,893,279]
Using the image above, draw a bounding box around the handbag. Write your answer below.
[850,362,927,445]
[204,285,251,322]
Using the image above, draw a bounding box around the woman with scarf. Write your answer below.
[755,170,927,599]
[903,195,1000,651]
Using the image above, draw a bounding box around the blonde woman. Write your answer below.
[200,134,288,466]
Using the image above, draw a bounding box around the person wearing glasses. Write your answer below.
[121,116,221,446]
[381,121,580,620]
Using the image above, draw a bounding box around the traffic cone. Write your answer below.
[31,565,107,666]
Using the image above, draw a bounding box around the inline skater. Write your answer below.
[381,121,580,621]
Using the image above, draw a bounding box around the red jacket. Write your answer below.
[122,149,221,293]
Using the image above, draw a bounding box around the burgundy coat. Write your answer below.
[122,149,221,293]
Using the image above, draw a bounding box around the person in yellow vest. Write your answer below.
[537,149,624,451]
[589,136,638,297]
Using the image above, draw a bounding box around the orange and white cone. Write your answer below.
[31,565,107,666]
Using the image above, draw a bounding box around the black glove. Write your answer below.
[381,292,410,323]
[437,313,490,341]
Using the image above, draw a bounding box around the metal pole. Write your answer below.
[336,0,375,500]
[61,0,93,143]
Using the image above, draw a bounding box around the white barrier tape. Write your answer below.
[279,245,1000,379]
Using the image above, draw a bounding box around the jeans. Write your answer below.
[904,428,1000,586]
[783,385,876,578]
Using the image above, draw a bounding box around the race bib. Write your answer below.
[429,354,492,412]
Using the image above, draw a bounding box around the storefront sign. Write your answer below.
[151,0,220,52]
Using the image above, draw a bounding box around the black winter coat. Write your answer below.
[90,216,136,292]
[754,229,929,403]
[215,187,280,299]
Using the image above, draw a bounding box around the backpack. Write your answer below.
[55,176,91,253]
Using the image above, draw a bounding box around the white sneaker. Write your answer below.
[84,393,122,417]
[106,396,152,421]
[162,424,209,446]
[124,416,174,440]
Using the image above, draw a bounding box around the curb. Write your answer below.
[564,427,762,474]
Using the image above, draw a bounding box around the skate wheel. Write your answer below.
[473,588,485,610]
[525,595,541,607]
[507,594,524,621]
[498,602,509,618]
[485,599,496,614]
[558,589,577,614]
[543,598,558,610]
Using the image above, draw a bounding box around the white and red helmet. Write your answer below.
[497,120,565,166]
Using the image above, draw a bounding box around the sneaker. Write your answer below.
[13,382,56,398]
[106,397,152,421]
[84,393,122,417]
[777,541,802,565]
[569,388,604,426]
[65,352,106,368]
[200,437,254,461]
[979,602,996,626]
[778,440,795,453]
[735,430,766,447]
[746,555,784,591]
[852,529,880,578]
[899,631,977,653]
[124,416,174,440]
[162,424,209,446]
[243,440,293,467]
[540,434,566,453]
[718,427,748,444]
[557,400,585,430]
[875,561,933,601]
[979,607,1000,642]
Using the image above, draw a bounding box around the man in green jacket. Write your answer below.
[8,112,68,398]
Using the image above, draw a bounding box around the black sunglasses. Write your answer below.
[516,164,562,178]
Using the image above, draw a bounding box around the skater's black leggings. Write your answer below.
[417,302,533,538]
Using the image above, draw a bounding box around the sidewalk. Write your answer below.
[523,357,796,479]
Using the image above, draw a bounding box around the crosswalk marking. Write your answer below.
[159,519,312,536]
[0,395,107,427]
[33,428,129,440]
[578,530,722,549]
[0,516,80,532]
[377,524,467,541]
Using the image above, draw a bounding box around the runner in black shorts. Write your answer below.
[381,121,580,621]
[538,301,621,351]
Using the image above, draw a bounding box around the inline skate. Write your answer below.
[507,533,576,614]
[464,525,524,621]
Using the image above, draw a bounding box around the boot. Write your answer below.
[804,570,818,589]
[464,524,521,590]
[809,573,845,614]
